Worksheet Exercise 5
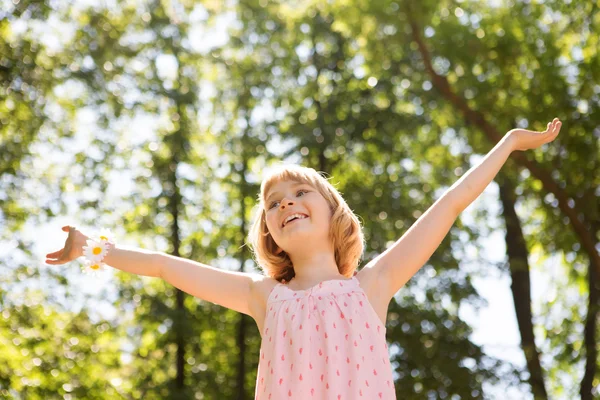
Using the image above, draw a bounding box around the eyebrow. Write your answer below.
[266,182,306,203]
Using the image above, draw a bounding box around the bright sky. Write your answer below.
[4,3,573,399]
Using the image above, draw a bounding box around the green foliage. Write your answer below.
[0,290,123,399]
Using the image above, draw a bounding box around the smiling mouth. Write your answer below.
[282,216,309,228]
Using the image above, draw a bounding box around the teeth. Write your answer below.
[283,213,308,227]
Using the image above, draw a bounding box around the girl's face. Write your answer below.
[264,180,332,254]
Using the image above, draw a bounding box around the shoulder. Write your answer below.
[249,273,280,313]
[354,264,380,298]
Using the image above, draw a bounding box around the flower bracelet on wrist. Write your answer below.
[81,228,115,276]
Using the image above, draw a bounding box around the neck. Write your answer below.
[287,249,342,284]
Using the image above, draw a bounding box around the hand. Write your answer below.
[45,226,88,265]
[507,117,562,152]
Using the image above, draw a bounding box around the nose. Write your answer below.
[279,198,294,209]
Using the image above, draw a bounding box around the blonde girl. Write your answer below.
[46,118,562,399]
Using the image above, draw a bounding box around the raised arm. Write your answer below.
[368,118,562,301]
[46,226,263,318]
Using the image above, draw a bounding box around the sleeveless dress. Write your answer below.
[254,275,396,400]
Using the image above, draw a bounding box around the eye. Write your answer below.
[268,189,308,209]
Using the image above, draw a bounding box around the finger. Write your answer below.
[46,259,67,265]
[46,249,64,258]
[551,119,560,133]
[547,122,561,141]
[553,121,562,135]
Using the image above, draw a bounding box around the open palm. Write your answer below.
[508,118,562,152]
[45,226,86,265]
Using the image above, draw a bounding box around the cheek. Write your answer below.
[266,213,279,231]
[315,202,331,221]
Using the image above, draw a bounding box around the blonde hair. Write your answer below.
[247,164,365,283]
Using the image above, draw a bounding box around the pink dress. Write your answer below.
[254,275,396,400]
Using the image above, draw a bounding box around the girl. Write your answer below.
[45,118,562,399]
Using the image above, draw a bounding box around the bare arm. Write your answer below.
[104,244,261,317]
[157,252,261,317]
[450,119,562,212]
[370,119,562,299]
[46,227,261,318]
[447,133,516,214]
[102,243,162,277]
[369,137,515,299]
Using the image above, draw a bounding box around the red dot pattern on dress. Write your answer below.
[254,276,396,399]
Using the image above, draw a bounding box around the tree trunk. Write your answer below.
[235,155,250,400]
[580,243,599,400]
[498,176,548,399]
[169,159,186,391]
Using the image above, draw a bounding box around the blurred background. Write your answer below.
[1,0,598,399]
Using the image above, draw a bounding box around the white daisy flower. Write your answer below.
[83,238,108,264]
[81,260,107,277]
